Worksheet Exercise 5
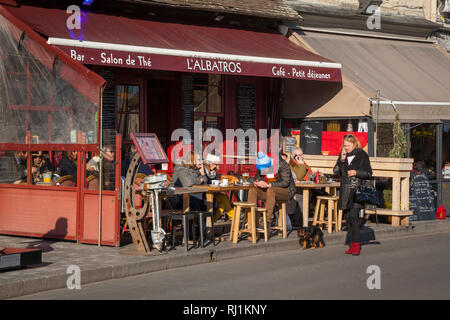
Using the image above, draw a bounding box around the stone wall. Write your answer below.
[286,0,429,18]
[381,0,427,17]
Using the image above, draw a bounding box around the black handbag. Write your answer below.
[355,182,380,206]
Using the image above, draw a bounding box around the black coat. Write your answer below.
[57,155,77,179]
[333,148,372,210]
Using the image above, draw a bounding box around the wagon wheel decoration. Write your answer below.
[124,153,152,252]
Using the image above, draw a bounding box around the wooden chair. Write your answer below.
[272,201,287,238]
[230,202,257,244]
[54,175,76,187]
[313,196,340,233]
[86,174,99,190]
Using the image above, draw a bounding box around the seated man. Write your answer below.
[289,147,312,182]
[121,144,155,177]
[247,152,296,228]
[289,147,328,225]
[0,151,27,184]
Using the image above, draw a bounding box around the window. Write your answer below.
[116,85,140,142]
[410,123,437,180]
[193,74,222,131]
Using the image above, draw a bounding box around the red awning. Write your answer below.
[5,4,342,82]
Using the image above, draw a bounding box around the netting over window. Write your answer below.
[0,13,103,144]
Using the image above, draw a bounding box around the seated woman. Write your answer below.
[203,154,234,222]
[31,151,53,183]
[168,151,207,211]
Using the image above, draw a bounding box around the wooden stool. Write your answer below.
[255,208,269,242]
[313,196,339,233]
[230,202,257,244]
[271,201,287,238]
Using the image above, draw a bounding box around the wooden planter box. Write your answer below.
[303,155,414,227]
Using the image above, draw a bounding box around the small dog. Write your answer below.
[310,225,325,249]
[298,227,310,250]
[298,226,325,250]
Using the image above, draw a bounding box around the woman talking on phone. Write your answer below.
[333,135,372,256]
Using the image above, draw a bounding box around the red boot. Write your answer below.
[345,243,355,254]
[352,243,360,256]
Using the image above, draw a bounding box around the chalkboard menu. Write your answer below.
[409,171,436,221]
[97,69,116,146]
[181,75,194,141]
[237,84,256,158]
[237,84,255,131]
[300,121,322,155]
[97,69,115,130]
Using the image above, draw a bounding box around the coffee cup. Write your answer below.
[211,180,220,186]
[220,179,228,186]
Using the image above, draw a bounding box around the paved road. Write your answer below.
[13,231,450,300]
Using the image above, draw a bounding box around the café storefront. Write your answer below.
[0,3,343,245]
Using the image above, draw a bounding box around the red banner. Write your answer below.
[321,132,368,155]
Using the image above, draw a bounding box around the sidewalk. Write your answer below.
[1,219,450,299]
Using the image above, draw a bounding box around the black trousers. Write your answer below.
[345,207,360,243]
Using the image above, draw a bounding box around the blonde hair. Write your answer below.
[181,151,197,170]
[342,134,361,149]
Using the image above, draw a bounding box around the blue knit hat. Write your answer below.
[256,152,271,170]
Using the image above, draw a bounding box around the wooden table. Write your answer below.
[193,184,253,211]
[193,184,254,210]
[163,187,209,213]
[192,184,254,235]
[295,181,341,227]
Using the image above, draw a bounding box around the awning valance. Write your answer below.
[5,5,342,82]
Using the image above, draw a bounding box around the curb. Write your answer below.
[2,220,449,299]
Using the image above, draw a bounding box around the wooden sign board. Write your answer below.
[130,133,168,165]
[300,121,322,155]
[283,136,298,155]
[409,171,435,221]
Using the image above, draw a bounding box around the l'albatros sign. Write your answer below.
[62,46,342,82]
